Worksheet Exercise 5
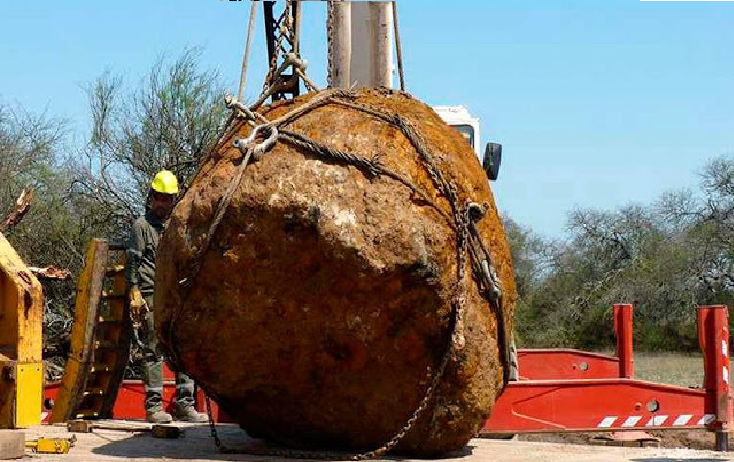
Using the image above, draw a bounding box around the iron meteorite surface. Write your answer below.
[154,88,516,456]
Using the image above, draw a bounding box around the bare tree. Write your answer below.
[0,104,66,212]
[71,47,229,228]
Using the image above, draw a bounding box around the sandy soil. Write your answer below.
[18,423,733,462]
[519,429,721,451]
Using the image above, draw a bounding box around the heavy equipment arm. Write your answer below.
[0,232,43,428]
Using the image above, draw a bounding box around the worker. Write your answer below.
[126,170,208,424]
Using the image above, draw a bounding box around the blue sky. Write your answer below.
[1,0,732,237]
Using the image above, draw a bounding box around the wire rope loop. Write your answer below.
[233,124,279,159]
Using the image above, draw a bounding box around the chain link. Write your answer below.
[260,1,291,100]
[254,0,320,106]
[326,1,334,88]
[205,395,224,450]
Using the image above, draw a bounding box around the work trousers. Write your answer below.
[142,295,195,412]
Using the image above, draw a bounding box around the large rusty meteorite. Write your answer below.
[154,88,516,456]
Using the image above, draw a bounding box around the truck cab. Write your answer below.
[433,105,502,181]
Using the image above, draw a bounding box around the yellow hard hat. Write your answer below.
[151,170,179,195]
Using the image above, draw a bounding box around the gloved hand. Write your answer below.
[129,288,146,321]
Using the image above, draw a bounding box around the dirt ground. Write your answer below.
[519,430,718,451]
[19,423,734,462]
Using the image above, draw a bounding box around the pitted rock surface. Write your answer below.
[154,88,516,456]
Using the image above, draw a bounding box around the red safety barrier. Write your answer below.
[484,304,733,451]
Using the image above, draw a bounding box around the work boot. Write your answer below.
[146,409,173,424]
[175,404,208,423]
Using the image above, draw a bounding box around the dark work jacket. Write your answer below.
[126,210,164,295]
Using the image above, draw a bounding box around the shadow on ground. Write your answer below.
[92,425,475,461]
[92,425,257,460]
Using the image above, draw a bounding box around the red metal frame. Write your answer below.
[516,304,635,381]
[41,303,732,450]
[43,364,229,423]
[484,304,733,450]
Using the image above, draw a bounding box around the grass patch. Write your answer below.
[633,352,707,388]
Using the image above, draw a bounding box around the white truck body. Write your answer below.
[433,105,482,160]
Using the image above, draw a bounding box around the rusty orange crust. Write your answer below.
[155,88,516,456]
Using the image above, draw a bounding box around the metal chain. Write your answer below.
[252,0,324,109]
[326,1,334,88]
[465,204,509,383]
[202,316,457,461]
[296,67,320,93]
[355,308,458,459]
[260,2,291,100]
[205,395,224,450]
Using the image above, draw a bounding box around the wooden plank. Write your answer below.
[100,248,131,419]
[67,419,156,433]
[0,431,24,460]
[51,240,109,423]
[67,420,94,433]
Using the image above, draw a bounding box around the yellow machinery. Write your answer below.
[0,232,43,428]
[25,435,76,454]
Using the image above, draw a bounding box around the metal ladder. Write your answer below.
[51,239,131,423]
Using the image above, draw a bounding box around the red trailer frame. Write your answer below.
[43,365,228,424]
[43,303,732,451]
[483,304,734,450]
